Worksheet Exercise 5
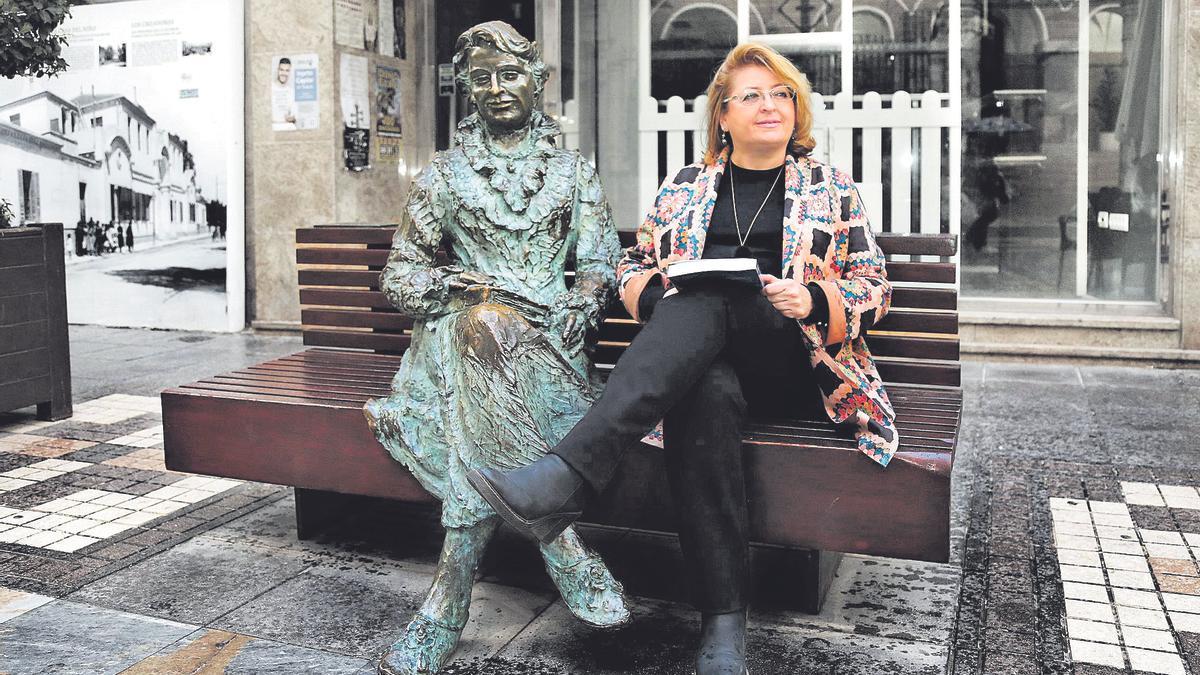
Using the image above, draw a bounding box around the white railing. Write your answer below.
[637,91,960,237]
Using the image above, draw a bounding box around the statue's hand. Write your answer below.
[561,310,586,351]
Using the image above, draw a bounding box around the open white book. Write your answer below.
[666,258,764,292]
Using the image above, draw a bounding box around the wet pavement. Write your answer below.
[0,325,1196,674]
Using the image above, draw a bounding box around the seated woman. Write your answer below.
[469,42,897,675]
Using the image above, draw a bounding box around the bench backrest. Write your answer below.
[296,226,959,388]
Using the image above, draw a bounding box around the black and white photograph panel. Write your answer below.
[0,0,242,332]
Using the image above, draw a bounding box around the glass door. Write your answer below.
[960,0,1165,304]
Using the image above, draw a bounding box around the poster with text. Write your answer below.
[271,54,319,131]
[0,0,243,331]
[335,0,377,52]
[378,0,406,59]
[374,65,402,166]
[340,54,371,171]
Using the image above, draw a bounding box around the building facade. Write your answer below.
[244,0,1200,364]
[0,90,208,251]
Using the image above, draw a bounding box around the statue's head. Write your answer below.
[453,21,547,134]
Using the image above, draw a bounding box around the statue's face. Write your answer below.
[466,46,535,132]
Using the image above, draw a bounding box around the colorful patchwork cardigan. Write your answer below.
[616,147,899,466]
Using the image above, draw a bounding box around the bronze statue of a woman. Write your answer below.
[364,21,628,675]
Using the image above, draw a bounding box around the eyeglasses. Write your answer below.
[722,85,797,107]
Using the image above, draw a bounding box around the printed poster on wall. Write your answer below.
[340,54,371,171]
[271,53,319,131]
[378,0,406,59]
[339,0,405,58]
[375,65,401,165]
[0,0,243,331]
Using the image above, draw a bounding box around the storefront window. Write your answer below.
[961,0,1163,303]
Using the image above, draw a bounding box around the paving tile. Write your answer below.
[1060,564,1107,586]
[69,536,308,625]
[1121,626,1178,653]
[0,586,53,623]
[216,561,550,661]
[1066,599,1116,623]
[0,600,196,674]
[1054,520,1097,537]
[1117,605,1170,630]
[1145,544,1191,560]
[1127,646,1186,674]
[1064,581,1110,604]
[1151,558,1199,576]
[1069,639,1125,669]
[1162,593,1200,614]
[1066,617,1120,644]
[1103,552,1150,573]
[120,629,370,675]
[1108,569,1156,590]
[1113,588,1162,610]
[1158,575,1200,596]
[1169,611,1200,633]
[1091,510,1137,528]
[1098,538,1142,556]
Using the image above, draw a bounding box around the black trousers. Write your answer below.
[553,285,822,612]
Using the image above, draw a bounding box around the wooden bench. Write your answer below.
[0,223,71,420]
[162,225,961,612]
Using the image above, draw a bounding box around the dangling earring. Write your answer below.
[722,129,730,146]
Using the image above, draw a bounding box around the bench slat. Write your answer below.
[247,363,396,383]
[890,287,957,311]
[875,359,960,387]
[209,375,389,399]
[871,310,956,334]
[217,373,392,395]
[298,226,396,245]
[301,309,413,331]
[297,248,390,267]
[298,269,381,289]
[874,233,957,257]
[303,329,411,352]
[180,380,374,405]
[885,261,955,284]
[866,335,959,361]
[299,288,393,309]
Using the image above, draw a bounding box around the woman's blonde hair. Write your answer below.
[702,43,816,164]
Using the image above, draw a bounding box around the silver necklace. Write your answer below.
[729,164,784,255]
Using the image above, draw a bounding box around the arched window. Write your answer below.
[652,4,742,100]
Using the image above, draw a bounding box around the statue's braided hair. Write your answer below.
[452,21,548,101]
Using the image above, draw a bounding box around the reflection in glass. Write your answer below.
[960,1,1161,303]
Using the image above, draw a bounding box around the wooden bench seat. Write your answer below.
[162,225,961,612]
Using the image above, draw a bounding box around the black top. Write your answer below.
[703,162,787,277]
[637,162,829,327]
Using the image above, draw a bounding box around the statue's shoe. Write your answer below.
[376,613,463,675]
[542,551,631,629]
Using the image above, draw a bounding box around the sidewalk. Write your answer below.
[0,325,1195,674]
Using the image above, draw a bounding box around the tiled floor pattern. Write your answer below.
[0,394,284,597]
[1053,482,1200,674]
[0,475,241,552]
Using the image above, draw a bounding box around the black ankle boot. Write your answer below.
[467,454,590,544]
[696,610,748,675]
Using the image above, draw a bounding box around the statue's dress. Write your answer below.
[366,113,621,528]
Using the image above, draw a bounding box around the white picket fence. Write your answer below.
[635,91,960,236]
